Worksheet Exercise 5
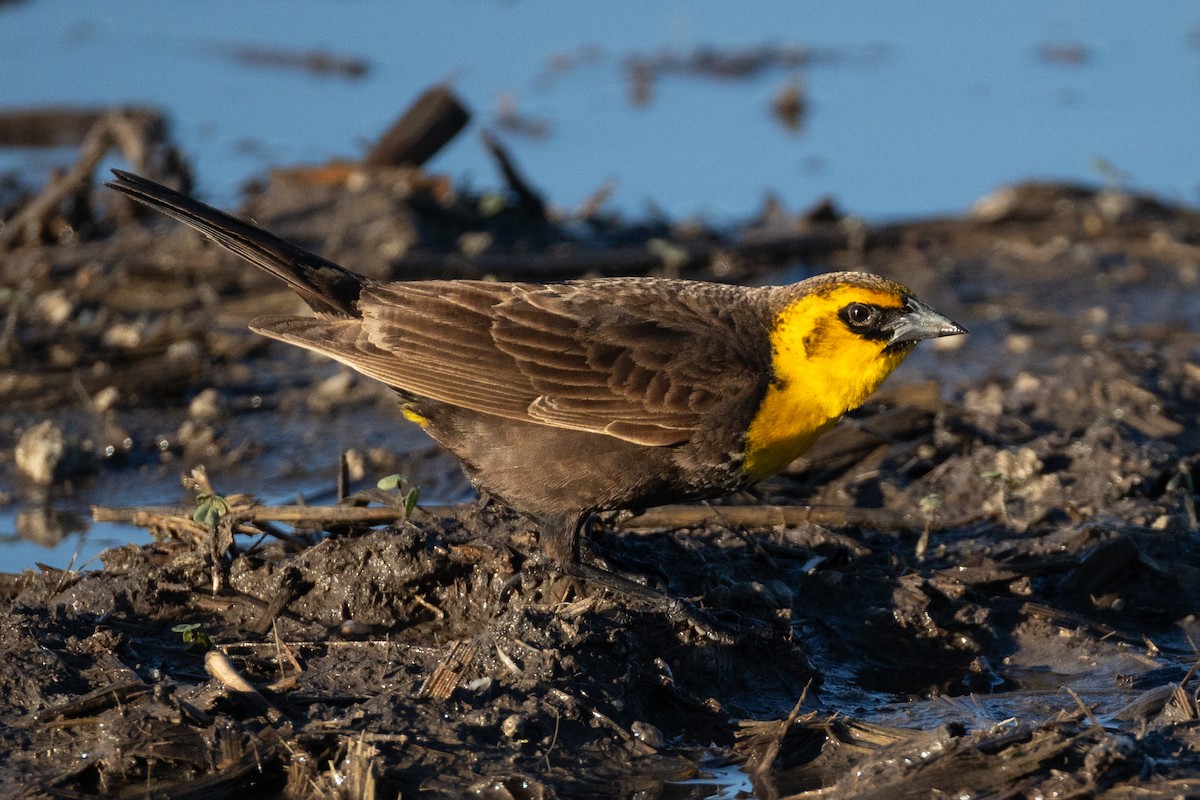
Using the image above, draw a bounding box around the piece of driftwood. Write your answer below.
[363,85,470,168]
[33,678,150,722]
[0,108,176,248]
[0,105,164,148]
[619,504,930,532]
[224,45,368,79]
[204,649,286,726]
[0,118,109,247]
[94,501,934,533]
[92,503,428,527]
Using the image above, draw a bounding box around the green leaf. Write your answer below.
[376,474,402,491]
[171,622,212,651]
[193,502,220,527]
[192,493,230,527]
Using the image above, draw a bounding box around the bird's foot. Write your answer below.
[560,559,742,644]
[530,512,786,642]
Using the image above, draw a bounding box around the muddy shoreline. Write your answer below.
[4,115,1200,796]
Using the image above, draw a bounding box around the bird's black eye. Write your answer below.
[843,302,878,330]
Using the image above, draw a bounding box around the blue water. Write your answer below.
[2,1,1198,221]
[0,514,145,576]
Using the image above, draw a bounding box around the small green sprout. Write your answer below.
[377,474,420,516]
[192,493,230,528]
[171,622,213,651]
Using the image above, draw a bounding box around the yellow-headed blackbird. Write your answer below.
[107,171,965,622]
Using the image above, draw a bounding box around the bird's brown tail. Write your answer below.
[106,169,365,318]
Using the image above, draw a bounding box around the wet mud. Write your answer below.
[4,128,1200,797]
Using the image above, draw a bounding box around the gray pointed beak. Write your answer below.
[887,296,968,347]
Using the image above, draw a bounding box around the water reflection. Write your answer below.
[14,504,86,547]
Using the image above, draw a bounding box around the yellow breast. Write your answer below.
[742,289,910,481]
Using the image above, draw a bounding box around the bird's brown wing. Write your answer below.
[253,279,764,447]
[491,282,760,445]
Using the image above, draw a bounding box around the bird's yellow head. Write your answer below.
[742,272,965,480]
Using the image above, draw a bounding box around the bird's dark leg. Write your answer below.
[537,512,737,644]
[537,512,582,566]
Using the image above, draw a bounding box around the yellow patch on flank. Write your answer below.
[742,286,911,480]
[401,405,429,428]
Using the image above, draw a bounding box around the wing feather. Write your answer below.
[253,279,770,446]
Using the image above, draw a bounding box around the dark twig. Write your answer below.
[480,129,547,220]
[755,679,812,777]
